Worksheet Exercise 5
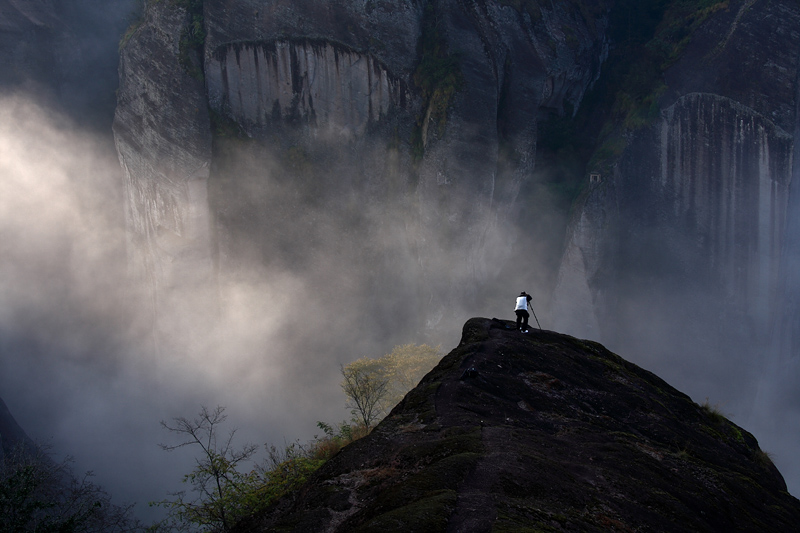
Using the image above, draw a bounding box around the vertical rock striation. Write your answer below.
[207,41,402,137]
[552,1,800,479]
[658,94,791,324]
[557,93,793,339]
[113,1,213,351]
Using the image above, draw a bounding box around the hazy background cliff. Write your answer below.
[551,0,800,491]
[1,0,799,521]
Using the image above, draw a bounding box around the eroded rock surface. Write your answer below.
[237,318,800,532]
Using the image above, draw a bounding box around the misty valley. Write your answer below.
[2,0,800,531]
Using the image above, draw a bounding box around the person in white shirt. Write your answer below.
[515,291,533,331]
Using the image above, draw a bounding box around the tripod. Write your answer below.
[528,303,542,330]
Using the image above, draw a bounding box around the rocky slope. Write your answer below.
[236,317,800,532]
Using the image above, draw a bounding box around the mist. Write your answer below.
[2,1,799,524]
[0,94,310,518]
[0,92,486,521]
[3,83,799,525]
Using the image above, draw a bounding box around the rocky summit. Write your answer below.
[239,318,800,532]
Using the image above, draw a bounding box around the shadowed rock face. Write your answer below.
[552,0,800,447]
[554,0,800,340]
[237,318,800,532]
[113,0,611,346]
[0,395,36,461]
[207,41,403,137]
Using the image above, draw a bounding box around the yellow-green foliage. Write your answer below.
[175,0,206,80]
[342,344,443,426]
[382,344,444,406]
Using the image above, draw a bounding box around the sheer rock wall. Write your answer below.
[552,1,800,471]
[113,0,611,341]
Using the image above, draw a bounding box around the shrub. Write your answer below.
[153,408,371,532]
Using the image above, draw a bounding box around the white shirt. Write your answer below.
[515,296,530,312]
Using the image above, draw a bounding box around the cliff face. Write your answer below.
[117,1,800,357]
[238,318,800,532]
[114,4,214,349]
[206,40,402,137]
[552,0,800,414]
[113,0,611,346]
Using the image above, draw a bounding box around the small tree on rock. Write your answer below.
[340,361,389,428]
[341,344,442,428]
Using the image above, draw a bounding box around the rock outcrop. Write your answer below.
[0,395,36,462]
[237,318,800,532]
[113,3,214,348]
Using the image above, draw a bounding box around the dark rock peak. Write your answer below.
[0,395,36,461]
[242,318,800,532]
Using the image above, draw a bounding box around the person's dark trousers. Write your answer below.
[515,310,529,330]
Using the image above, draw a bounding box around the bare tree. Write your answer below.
[340,362,389,428]
[155,406,258,532]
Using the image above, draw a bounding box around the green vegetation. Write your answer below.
[586,0,728,173]
[119,1,146,51]
[153,406,260,531]
[755,449,775,469]
[341,344,443,428]
[152,406,366,532]
[208,108,246,139]
[411,2,464,159]
[528,0,729,211]
[0,444,139,532]
[155,344,440,531]
[119,1,206,77]
[700,398,727,425]
[341,359,390,428]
